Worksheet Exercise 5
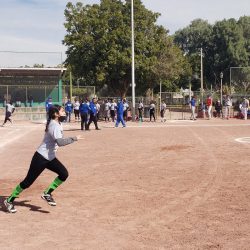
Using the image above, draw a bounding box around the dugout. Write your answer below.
[0,68,66,107]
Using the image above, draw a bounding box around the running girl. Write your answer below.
[2,101,15,126]
[4,105,80,213]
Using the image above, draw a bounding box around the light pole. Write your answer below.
[220,72,223,104]
[131,0,136,121]
[200,48,204,104]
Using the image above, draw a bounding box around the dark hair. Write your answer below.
[45,104,62,132]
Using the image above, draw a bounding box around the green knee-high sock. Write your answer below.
[7,184,23,202]
[44,177,64,195]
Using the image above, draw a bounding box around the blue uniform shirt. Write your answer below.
[80,103,90,114]
[45,101,53,112]
[89,101,97,115]
[190,99,196,107]
[65,101,73,113]
[116,101,124,115]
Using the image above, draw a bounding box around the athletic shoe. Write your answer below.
[41,193,56,206]
[4,199,17,213]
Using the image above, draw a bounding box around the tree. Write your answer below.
[63,0,188,97]
[174,17,250,91]
[174,19,213,90]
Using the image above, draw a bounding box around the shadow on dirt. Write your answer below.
[0,196,50,214]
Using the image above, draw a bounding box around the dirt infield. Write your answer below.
[1,119,250,249]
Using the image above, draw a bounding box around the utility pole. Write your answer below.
[131,0,136,121]
[200,48,204,104]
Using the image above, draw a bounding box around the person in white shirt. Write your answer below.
[104,99,111,122]
[3,105,80,213]
[110,99,117,122]
[240,97,249,120]
[2,101,15,126]
[73,99,80,122]
[138,100,144,122]
[224,95,232,120]
[96,100,101,121]
[123,98,129,122]
[149,101,156,122]
[160,101,167,122]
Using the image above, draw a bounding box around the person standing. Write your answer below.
[138,100,144,122]
[2,101,15,126]
[241,97,249,120]
[4,105,80,213]
[214,100,222,118]
[206,95,213,119]
[189,96,196,120]
[224,95,232,120]
[115,99,126,128]
[87,97,100,130]
[28,95,33,107]
[123,98,129,122]
[65,99,73,123]
[160,100,167,122]
[79,99,90,131]
[96,99,101,121]
[45,97,53,119]
[104,99,111,122]
[73,99,80,122]
[149,101,156,122]
[110,99,117,122]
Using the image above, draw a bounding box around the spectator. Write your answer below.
[240,97,249,120]
[104,99,111,122]
[2,101,15,126]
[115,99,126,128]
[149,100,156,122]
[73,99,80,122]
[224,95,232,120]
[28,95,33,107]
[123,98,129,122]
[214,100,222,118]
[206,95,213,119]
[160,100,167,122]
[65,98,73,122]
[110,99,117,122]
[189,96,196,120]
[45,97,53,119]
[87,97,100,130]
[138,100,144,122]
[79,99,90,131]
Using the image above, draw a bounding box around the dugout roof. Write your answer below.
[0,67,66,77]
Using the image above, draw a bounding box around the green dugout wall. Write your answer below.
[0,68,66,106]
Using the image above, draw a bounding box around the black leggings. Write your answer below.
[4,111,12,124]
[150,110,155,121]
[20,152,68,190]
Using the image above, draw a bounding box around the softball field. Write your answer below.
[1,119,250,249]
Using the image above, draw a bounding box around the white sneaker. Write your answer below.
[4,199,17,213]
[41,193,56,206]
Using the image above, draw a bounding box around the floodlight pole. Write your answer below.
[69,71,73,100]
[200,48,204,104]
[220,72,223,104]
[131,0,136,121]
[159,81,162,114]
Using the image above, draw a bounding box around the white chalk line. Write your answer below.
[235,137,250,143]
[0,128,36,150]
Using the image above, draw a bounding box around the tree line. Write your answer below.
[63,0,250,97]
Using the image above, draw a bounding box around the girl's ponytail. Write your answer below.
[45,104,61,132]
[45,117,52,132]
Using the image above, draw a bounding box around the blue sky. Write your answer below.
[0,0,249,67]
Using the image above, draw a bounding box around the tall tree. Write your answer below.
[174,19,213,90]
[174,17,250,90]
[63,0,188,96]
